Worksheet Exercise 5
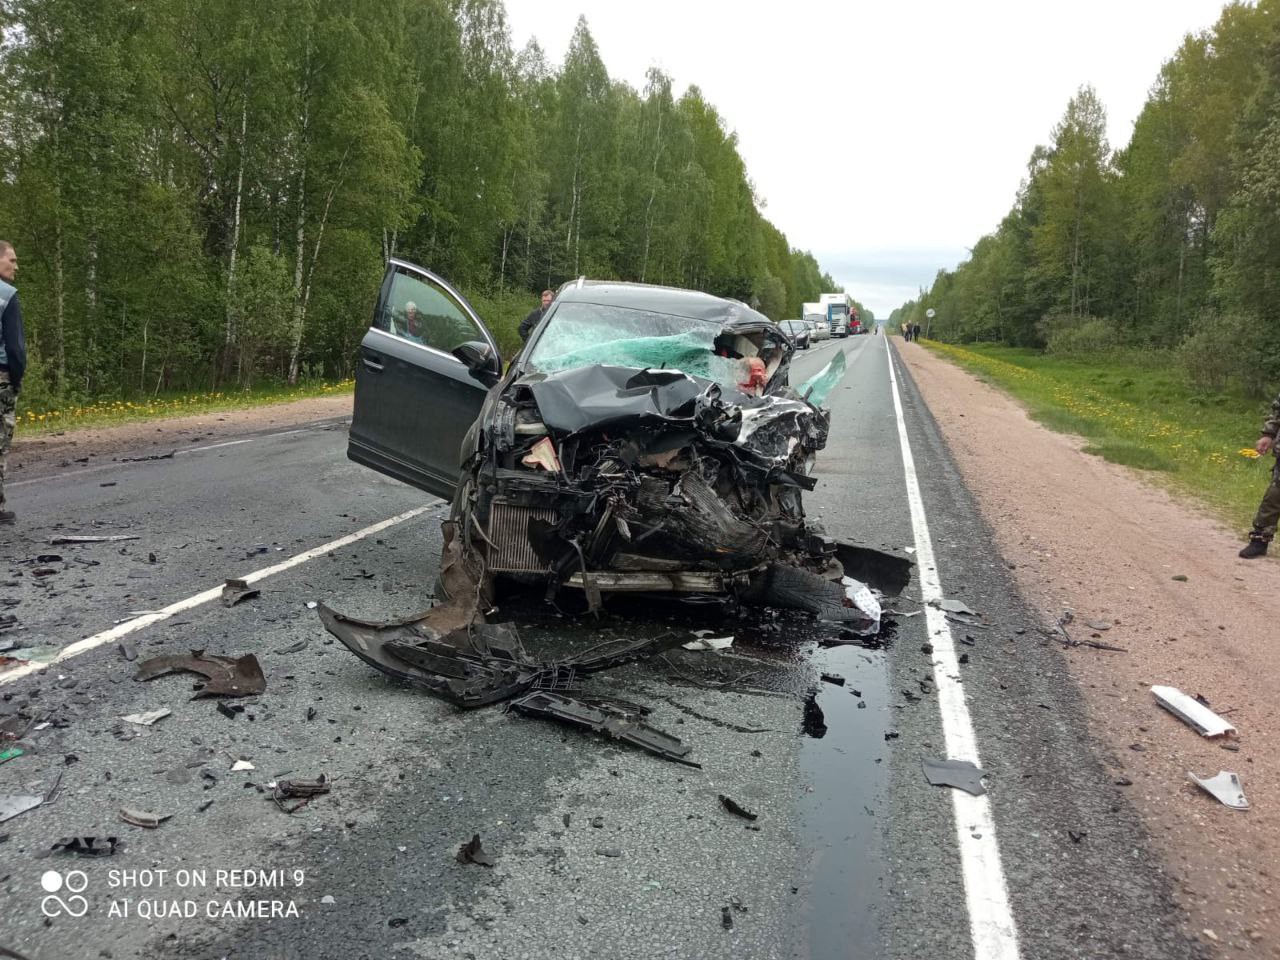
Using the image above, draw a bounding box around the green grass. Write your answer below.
[922,340,1273,531]
[16,378,354,436]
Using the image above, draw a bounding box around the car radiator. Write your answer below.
[485,502,556,572]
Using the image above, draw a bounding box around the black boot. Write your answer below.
[1239,537,1269,559]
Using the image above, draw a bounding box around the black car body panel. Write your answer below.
[348,259,501,500]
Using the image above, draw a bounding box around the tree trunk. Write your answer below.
[640,107,664,282]
[53,219,67,390]
[288,148,348,386]
[499,226,510,293]
[225,86,249,350]
[287,157,308,386]
[85,227,98,393]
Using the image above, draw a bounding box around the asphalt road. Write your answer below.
[0,334,1201,960]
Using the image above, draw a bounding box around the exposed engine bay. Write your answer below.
[322,298,912,761]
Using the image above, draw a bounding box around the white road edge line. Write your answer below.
[0,504,436,686]
[885,339,1021,960]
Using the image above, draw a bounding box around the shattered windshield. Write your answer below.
[526,301,740,385]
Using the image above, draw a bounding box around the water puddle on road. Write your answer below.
[797,622,895,958]
[501,593,896,956]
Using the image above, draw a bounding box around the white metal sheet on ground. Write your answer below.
[1151,685,1236,738]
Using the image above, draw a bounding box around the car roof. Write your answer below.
[554,280,771,326]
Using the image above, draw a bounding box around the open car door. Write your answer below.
[348,259,501,500]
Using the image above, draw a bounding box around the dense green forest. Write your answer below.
[893,0,1280,395]
[0,0,842,407]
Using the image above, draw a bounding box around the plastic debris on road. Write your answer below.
[0,793,45,823]
[456,833,496,867]
[718,794,758,821]
[921,758,988,796]
[273,774,330,813]
[120,807,172,829]
[48,534,140,545]
[840,576,881,635]
[43,837,120,857]
[1189,771,1249,810]
[220,578,260,607]
[682,633,734,651]
[931,597,976,615]
[120,708,171,726]
[135,650,265,698]
[1151,685,1236,738]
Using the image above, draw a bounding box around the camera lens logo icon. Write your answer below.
[41,870,89,918]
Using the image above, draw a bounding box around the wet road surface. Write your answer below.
[0,335,1200,960]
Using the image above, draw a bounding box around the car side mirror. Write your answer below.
[453,341,500,385]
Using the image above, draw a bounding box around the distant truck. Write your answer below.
[819,292,854,338]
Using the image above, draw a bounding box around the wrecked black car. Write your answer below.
[326,260,909,755]
[345,259,902,625]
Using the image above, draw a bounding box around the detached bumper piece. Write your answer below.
[509,692,699,767]
[317,604,696,763]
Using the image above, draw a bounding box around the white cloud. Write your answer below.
[504,0,1229,315]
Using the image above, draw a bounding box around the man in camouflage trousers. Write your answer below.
[0,240,27,525]
[1240,392,1280,559]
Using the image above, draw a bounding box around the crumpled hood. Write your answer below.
[524,366,706,435]
[517,363,829,473]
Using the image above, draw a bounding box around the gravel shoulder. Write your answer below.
[899,340,1280,958]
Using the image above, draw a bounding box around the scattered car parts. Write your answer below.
[120,708,171,726]
[922,758,988,796]
[120,807,172,829]
[456,833,496,867]
[135,650,266,698]
[510,691,698,767]
[221,579,260,607]
[0,794,44,824]
[272,775,330,813]
[718,794,758,821]
[1151,685,1236,738]
[48,534,140,545]
[1189,770,1249,810]
[45,836,120,857]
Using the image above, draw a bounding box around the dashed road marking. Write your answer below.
[0,504,436,685]
[885,338,1022,960]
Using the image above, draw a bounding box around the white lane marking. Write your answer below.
[885,338,1021,960]
[0,504,436,685]
[9,420,350,489]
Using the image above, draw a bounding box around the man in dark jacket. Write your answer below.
[1240,392,1280,558]
[0,240,27,524]
[518,289,554,343]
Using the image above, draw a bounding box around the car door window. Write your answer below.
[375,267,484,355]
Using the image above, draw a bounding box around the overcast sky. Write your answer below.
[504,0,1232,317]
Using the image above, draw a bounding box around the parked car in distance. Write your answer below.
[807,319,830,341]
[778,318,812,349]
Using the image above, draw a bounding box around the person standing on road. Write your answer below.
[1239,392,1280,558]
[912,322,922,342]
[518,289,554,343]
[0,240,28,526]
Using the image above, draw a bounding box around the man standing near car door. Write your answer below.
[0,240,27,525]
[518,289,554,343]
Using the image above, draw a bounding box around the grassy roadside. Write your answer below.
[16,379,354,436]
[920,341,1274,531]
